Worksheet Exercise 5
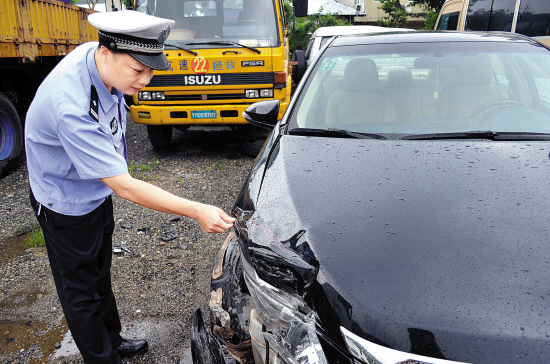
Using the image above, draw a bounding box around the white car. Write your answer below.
[291,25,412,85]
[304,25,412,66]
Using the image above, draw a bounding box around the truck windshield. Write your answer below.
[135,0,279,48]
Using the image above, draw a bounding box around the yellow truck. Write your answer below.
[131,0,308,148]
[0,0,98,177]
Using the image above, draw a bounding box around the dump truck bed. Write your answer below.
[0,0,97,61]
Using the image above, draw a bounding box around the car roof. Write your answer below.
[329,30,541,47]
[311,25,412,37]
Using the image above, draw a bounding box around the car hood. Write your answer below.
[243,135,550,364]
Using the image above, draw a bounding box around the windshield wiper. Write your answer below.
[164,43,198,56]
[288,127,388,140]
[400,131,550,141]
[184,41,261,54]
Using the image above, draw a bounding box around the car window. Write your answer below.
[522,54,550,105]
[437,12,460,30]
[288,41,550,138]
[465,0,515,31]
[516,0,550,37]
[487,0,515,31]
[465,0,492,30]
[305,37,315,62]
[320,36,332,48]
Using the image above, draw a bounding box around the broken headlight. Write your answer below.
[341,327,471,364]
[241,255,328,364]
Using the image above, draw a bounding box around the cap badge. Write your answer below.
[157,26,170,44]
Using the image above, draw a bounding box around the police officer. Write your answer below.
[24,11,235,364]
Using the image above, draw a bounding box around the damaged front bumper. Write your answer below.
[190,232,330,364]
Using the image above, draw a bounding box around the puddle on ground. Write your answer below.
[0,233,33,266]
[0,230,188,362]
[53,329,79,358]
[0,318,68,363]
[0,230,74,362]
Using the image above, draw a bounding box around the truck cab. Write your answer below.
[131,0,307,148]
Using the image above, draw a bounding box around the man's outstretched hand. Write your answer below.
[195,204,235,233]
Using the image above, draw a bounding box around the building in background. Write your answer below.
[309,0,425,28]
[73,0,125,12]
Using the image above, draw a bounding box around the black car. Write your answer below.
[191,31,550,364]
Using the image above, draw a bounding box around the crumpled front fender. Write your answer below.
[190,308,236,364]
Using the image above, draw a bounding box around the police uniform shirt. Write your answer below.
[25,42,129,216]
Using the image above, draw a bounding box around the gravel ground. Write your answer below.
[0,117,268,364]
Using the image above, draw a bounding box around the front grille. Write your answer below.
[165,93,245,101]
[147,72,274,87]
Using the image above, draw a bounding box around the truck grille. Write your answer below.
[165,93,245,101]
[147,72,274,87]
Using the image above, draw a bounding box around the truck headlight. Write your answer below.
[260,89,274,98]
[139,91,165,101]
[341,327,471,364]
[151,91,165,100]
[246,89,273,98]
[246,89,259,98]
[241,255,328,364]
[138,91,151,101]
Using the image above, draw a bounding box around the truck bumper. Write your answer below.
[131,101,289,125]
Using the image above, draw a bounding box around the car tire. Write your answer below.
[147,124,173,148]
[0,92,23,178]
[291,49,307,85]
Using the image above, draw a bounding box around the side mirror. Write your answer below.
[293,0,308,17]
[242,100,280,129]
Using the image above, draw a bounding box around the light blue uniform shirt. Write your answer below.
[25,42,129,216]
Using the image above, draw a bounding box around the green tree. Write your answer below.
[377,0,408,28]
[122,0,134,9]
[411,0,446,13]
[284,0,348,53]
[422,7,439,29]
[410,0,446,29]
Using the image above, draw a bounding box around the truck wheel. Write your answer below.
[0,93,23,178]
[147,125,173,148]
[291,50,306,85]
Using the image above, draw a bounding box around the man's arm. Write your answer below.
[101,173,234,233]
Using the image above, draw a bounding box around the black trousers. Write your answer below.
[30,190,123,364]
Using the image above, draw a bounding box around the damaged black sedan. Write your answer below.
[191,31,550,364]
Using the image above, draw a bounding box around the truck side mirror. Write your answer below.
[242,100,280,129]
[293,0,308,17]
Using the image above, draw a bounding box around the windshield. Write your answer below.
[135,0,279,48]
[288,41,550,139]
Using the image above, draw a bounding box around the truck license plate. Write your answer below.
[191,110,217,119]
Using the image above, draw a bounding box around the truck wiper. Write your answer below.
[288,127,388,140]
[400,131,550,141]
[164,43,198,56]
[184,41,261,54]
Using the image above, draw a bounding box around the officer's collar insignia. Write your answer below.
[157,26,170,44]
[89,85,99,122]
[110,117,119,135]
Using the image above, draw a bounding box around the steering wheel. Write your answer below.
[469,99,522,119]
[235,20,262,25]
